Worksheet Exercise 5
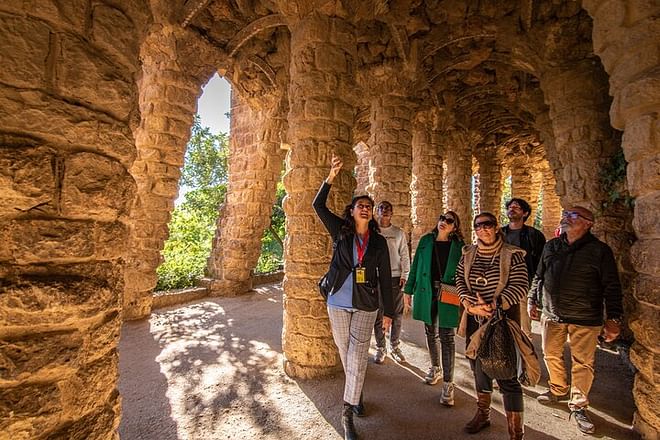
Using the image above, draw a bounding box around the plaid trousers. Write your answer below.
[327,305,378,405]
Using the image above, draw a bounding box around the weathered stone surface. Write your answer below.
[0,146,56,217]
[0,14,50,89]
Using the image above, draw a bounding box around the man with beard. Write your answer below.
[502,198,546,338]
[528,206,623,435]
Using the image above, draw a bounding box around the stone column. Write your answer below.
[123,30,206,320]
[583,1,660,436]
[475,146,502,215]
[206,93,286,295]
[282,12,357,378]
[510,155,534,206]
[0,4,142,438]
[541,166,562,239]
[443,129,475,238]
[411,113,444,252]
[365,94,416,235]
[353,141,370,194]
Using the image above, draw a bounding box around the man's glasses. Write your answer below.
[354,203,373,211]
[562,211,593,222]
[474,221,496,231]
[438,215,455,225]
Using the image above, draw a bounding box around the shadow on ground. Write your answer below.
[119,283,637,440]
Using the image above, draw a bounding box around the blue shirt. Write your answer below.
[327,235,367,311]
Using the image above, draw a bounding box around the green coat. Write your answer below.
[404,233,464,327]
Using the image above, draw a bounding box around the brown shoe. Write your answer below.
[464,392,491,434]
[506,411,524,439]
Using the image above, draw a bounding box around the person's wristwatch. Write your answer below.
[606,317,623,326]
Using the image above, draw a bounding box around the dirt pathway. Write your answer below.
[118,284,637,440]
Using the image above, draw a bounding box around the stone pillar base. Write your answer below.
[206,279,252,297]
[122,296,153,321]
[283,360,342,379]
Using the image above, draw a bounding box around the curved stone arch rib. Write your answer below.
[181,0,213,27]
[387,23,411,66]
[455,86,513,105]
[246,55,277,88]
[423,33,496,61]
[226,14,288,58]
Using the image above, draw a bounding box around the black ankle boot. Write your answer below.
[342,403,358,440]
[352,393,365,417]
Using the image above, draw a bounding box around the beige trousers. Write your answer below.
[541,315,601,409]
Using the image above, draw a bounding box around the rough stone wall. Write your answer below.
[582,1,660,436]
[365,94,415,234]
[0,1,148,438]
[411,113,444,251]
[124,28,208,320]
[443,129,476,237]
[282,12,357,378]
[207,92,286,294]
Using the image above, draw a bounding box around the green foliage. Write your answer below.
[600,149,634,211]
[500,173,512,225]
[255,178,286,274]
[156,117,228,291]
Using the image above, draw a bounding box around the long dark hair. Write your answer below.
[340,194,380,238]
[432,210,465,242]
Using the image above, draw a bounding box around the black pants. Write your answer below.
[466,312,523,412]
[424,299,456,382]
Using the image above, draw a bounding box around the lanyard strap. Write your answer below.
[355,230,370,266]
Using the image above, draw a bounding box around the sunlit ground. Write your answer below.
[119,284,637,440]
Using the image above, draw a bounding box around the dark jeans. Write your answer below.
[424,299,456,382]
[374,277,403,349]
[466,313,523,412]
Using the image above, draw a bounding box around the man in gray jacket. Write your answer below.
[373,201,410,364]
[528,206,623,435]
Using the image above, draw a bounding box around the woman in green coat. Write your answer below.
[404,211,465,406]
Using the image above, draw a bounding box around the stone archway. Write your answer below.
[2,1,658,438]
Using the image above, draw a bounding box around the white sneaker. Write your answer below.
[373,348,386,364]
[440,382,455,406]
[424,366,441,385]
[391,347,406,363]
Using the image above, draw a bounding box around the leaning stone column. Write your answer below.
[510,155,535,207]
[0,5,142,438]
[443,129,476,236]
[541,166,562,239]
[366,94,416,235]
[475,146,502,215]
[583,1,660,435]
[411,112,444,251]
[124,29,209,320]
[206,93,286,295]
[354,141,370,194]
[282,12,357,378]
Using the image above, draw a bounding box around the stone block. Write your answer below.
[315,45,347,73]
[281,332,337,367]
[56,36,134,121]
[629,343,659,385]
[632,192,660,237]
[0,264,119,326]
[619,74,660,120]
[289,315,332,337]
[91,4,139,69]
[0,146,56,217]
[633,376,660,436]
[633,274,660,305]
[628,156,660,197]
[630,239,660,275]
[0,382,61,427]
[62,153,134,220]
[59,353,118,416]
[629,302,660,350]
[622,113,658,162]
[304,97,334,120]
[0,15,49,89]
[0,330,82,379]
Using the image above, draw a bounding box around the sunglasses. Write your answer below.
[438,215,455,225]
[474,221,496,231]
[562,211,593,222]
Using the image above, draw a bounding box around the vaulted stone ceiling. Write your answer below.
[175,0,596,154]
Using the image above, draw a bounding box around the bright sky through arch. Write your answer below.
[197,72,231,135]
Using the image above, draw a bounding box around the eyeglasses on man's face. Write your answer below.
[438,215,455,225]
[507,203,522,211]
[561,211,593,222]
[474,221,496,231]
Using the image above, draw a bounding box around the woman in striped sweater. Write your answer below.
[456,212,529,440]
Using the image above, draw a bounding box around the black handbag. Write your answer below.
[318,272,332,300]
[477,306,518,380]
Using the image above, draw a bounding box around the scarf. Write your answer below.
[476,234,503,256]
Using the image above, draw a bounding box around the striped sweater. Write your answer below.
[456,241,528,310]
